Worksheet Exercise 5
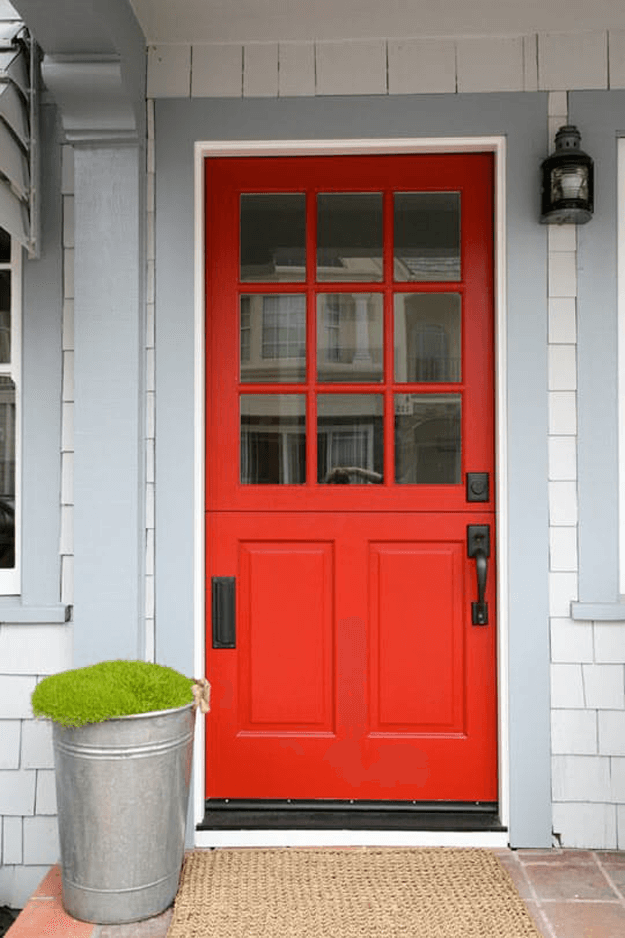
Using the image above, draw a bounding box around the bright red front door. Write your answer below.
[205,153,497,803]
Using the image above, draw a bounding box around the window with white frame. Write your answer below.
[240,301,251,364]
[0,227,20,591]
[261,295,306,360]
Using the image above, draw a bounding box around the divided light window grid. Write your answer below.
[238,186,463,487]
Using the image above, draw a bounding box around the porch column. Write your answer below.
[43,58,146,664]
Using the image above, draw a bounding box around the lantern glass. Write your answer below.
[551,165,588,203]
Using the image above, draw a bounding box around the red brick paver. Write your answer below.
[500,849,625,938]
[6,866,95,938]
[7,849,625,938]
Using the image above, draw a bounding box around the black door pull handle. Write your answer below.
[467,525,490,625]
[212,576,236,648]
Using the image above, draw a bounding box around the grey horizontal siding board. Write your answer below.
[154,92,551,846]
[21,103,63,606]
[570,91,625,604]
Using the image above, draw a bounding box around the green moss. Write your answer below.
[31,660,194,728]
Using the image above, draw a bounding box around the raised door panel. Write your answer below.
[369,541,465,734]
[239,541,334,731]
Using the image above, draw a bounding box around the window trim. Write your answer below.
[191,133,516,845]
[0,229,20,594]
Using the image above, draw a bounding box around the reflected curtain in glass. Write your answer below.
[241,395,306,484]
[317,394,383,483]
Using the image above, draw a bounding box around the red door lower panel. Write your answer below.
[207,512,497,802]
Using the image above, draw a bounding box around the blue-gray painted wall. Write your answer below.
[154,93,552,847]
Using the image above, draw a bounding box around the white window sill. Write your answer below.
[571,602,625,621]
[0,603,71,624]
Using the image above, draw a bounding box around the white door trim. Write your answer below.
[193,136,509,848]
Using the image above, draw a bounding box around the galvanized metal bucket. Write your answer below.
[52,702,195,924]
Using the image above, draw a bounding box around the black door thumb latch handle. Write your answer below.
[467,525,490,625]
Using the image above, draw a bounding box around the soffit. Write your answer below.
[10,0,116,55]
[128,0,625,44]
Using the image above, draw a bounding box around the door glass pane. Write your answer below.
[317,395,383,483]
[0,377,15,567]
[395,394,461,484]
[317,293,383,383]
[240,295,306,383]
[317,193,383,282]
[394,193,460,281]
[240,194,306,282]
[394,294,461,382]
[0,272,10,363]
[241,395,306,484]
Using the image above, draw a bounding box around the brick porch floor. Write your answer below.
[6,849,625,937]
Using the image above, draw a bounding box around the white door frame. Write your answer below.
[193,136,509,848]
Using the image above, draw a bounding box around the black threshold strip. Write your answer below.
[199,800,505,831]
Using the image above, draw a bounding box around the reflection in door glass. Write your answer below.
[240,194,306,282]
[240,295,306,383]
[241,395,306,484]
[317,193,383,282]
[317,294,383,383]
[394,193,460,282]
[395,394,461,484]
[394,294,461,382]
[317,395,383,484]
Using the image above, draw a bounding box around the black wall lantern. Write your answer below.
[540,125,594,224]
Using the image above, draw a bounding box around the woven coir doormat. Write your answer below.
[166,848,543,938]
